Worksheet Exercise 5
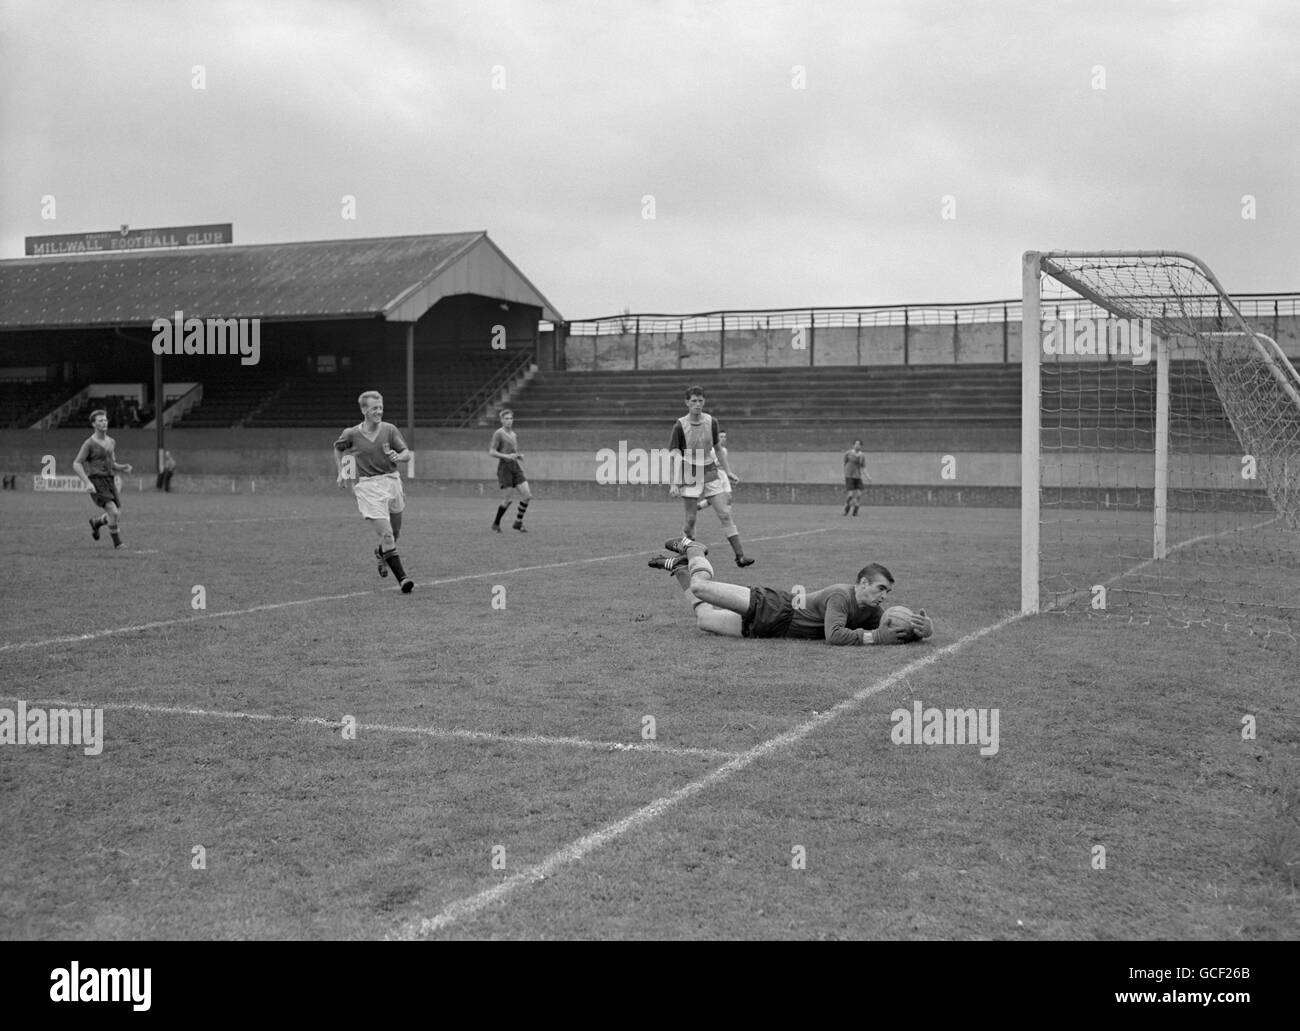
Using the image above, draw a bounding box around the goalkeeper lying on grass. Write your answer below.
[648,536,933,645]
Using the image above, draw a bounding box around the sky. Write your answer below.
[2,0,1297,319]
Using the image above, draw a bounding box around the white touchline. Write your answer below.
[5,513,342,534]
[0,529,827,653]
[391,609,1025,940]
[0,695,743,761]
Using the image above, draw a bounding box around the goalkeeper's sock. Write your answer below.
[382,548,408,582]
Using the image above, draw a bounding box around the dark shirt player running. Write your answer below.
[73,408,132,549]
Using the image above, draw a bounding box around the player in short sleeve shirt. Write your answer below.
[334,390,415,592]
[487,409,533,532]
[73,408,132,549]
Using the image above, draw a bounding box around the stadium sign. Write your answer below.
[33,474,93,491]
[25,223,233,257]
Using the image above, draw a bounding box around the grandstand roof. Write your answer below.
[0,231,562,330]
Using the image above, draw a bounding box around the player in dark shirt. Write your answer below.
[487,409,532,532]
[843,440,870,516]
[73,409,133,549]
[648,537,932,645]
[334,391,414,592]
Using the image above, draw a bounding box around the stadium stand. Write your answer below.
[0,382,83,428]
[244,350,527,427]
[504,365,1023,429]
[60,393,147,429]
[172,367,290,427]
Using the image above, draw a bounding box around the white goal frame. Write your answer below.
[1020,249,1300,616]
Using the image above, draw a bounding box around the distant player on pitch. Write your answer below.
[843,439,870,516]
[334,390,414,592]
[648,536,932,645]
[488,408,532,532]
[669,386,753,567]
[73,408,132,549]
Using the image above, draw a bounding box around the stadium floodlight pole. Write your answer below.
[154,348,164,478]
[114,327,164,477]
[405,323,415,475]
[1020,251,1041,615]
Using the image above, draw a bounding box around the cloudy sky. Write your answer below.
[2,0,1297,319]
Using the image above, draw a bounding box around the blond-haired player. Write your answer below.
[334,390,414,592]
[73,408,132,549]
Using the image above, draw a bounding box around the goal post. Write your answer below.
[1021,249,1300,636]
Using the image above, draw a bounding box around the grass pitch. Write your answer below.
[1,487,1296,939]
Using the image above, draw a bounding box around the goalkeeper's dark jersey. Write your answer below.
[786,584,883,645]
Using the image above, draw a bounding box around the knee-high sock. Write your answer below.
[514,498,530,524]
[672,566,700,609]
[382,548,408,581]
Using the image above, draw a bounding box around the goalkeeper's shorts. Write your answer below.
[353,472,405,520]
[741,586,795,639]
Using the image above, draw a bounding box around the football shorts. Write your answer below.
[89,474,120,509]
[353,472,405,519]
[497,460,527,489]
[741,586,796,639]
[679,469,730,500]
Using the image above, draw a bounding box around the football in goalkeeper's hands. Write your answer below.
[882,605,921,642]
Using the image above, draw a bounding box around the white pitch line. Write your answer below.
[4,513,342,533]
[0,528,827,653]
[392,609,1025,940]
[0,695,741,761]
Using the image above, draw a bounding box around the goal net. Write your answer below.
[1021,250,1300,638]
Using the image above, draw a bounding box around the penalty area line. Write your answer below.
[0,528,827,653]
[0,694,742,761]
[392,608,1025,940]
